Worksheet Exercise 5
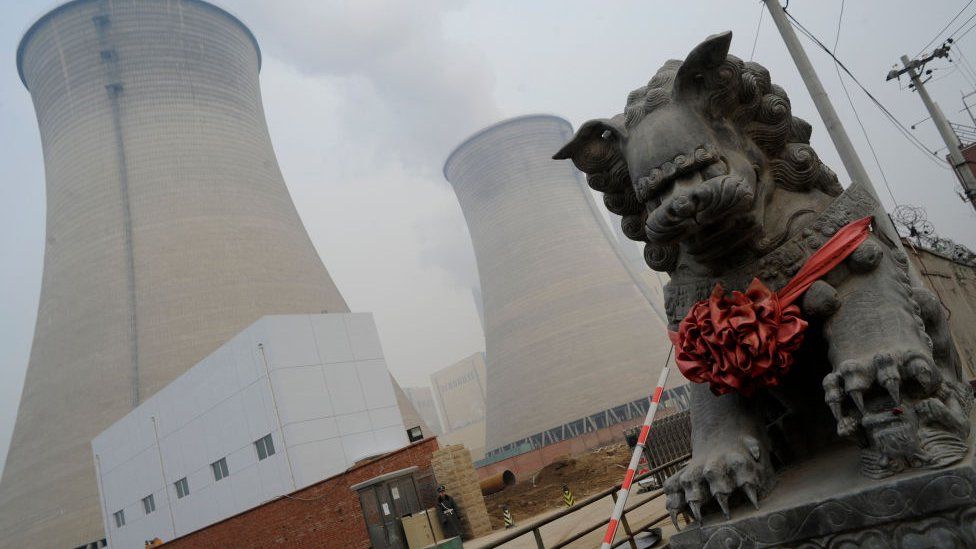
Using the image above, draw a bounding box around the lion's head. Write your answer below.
[555,31,841,273]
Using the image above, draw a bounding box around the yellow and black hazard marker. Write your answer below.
[562,484,575,507]
[503,504,515,528]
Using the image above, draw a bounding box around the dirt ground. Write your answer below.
[483,443,642,530]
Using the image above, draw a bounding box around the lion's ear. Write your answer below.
[673,31,733,102]
[553,118,627,174]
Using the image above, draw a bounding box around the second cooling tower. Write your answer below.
[444,115,673,454]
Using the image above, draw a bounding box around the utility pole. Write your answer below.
[888,49,976,213]
[763,0,905,248]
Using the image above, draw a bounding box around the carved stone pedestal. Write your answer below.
[670,442,976,548]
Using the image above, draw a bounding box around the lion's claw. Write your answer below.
[688,500,702,523]
[837,416,858,437]
[742,483,760,510]
[742,435,761,461]
[823,373,858,436]
[714,492,731,519]
[875,353,901,404]
[902,354,942,394]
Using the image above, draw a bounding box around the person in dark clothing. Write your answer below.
[436,485,463,539]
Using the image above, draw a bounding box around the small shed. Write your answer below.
[352,467,426,549]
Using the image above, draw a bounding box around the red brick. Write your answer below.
[164,438,439,548]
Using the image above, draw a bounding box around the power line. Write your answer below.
[930,65,963,85]
[831,0,899,206]
[954,49,976,88]
[948,9,976,41]
[915,0,975,57]
[784,8,950,169]
[955,18,976,42]
[750,3,765,61]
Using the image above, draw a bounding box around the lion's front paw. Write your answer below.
[822,350,942,436]
[664,433,772,528]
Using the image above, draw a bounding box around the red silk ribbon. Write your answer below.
[669,216,873,396]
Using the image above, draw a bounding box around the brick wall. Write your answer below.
[430,445,491,538]
[164,438,439,549]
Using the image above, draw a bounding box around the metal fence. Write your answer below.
[480,385,692,466]
[644,410,691,487]
[477,455,690,549]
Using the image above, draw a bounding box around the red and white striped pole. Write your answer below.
[601,351,673,549]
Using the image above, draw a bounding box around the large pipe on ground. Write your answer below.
[480,470,516,496]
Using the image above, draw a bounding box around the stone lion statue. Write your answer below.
[554,31,972,525]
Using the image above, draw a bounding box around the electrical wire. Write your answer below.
[788,7,968,322]
[948,9,976,41]
[956,49,976,87]
[914,0,975,57]
[750,3,764,61]
[831,0,899,206]
[955,18,976,42]
[784,8,951,169]
[788,12,935,154]
[929,65,963,85]
[834,1,956,313]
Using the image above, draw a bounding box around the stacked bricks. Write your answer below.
[163,438,438,549]
[431,444,492,538]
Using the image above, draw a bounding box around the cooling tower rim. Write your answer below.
[16,0,262,89]
[442,114,573,182]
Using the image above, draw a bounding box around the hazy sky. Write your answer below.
[2,0,975,471]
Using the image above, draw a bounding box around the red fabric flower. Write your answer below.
[669,279,807,396]
[669,216,874,396]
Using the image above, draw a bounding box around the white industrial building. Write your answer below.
[92,313,409,547]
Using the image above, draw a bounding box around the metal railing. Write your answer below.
[951,121,976,146]
[481,386,692,465]
[478,455,690,549]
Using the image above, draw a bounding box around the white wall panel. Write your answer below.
[324,363,367,415]
[231,460,263,511]
[241,379,273,441]
[271,365,333,424]
[283,417,339,446]
[374,426,411,452]
[369,406,404,430]
[289,439,347,489]
[341,431,380,463]
[358,359,397,409]
[311,315,355,364]
[233,331,262,388]
[264,315,320,369]
[336,411,373,436]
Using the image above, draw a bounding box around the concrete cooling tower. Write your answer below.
[443,115,675,456]
[1,1,417,546]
